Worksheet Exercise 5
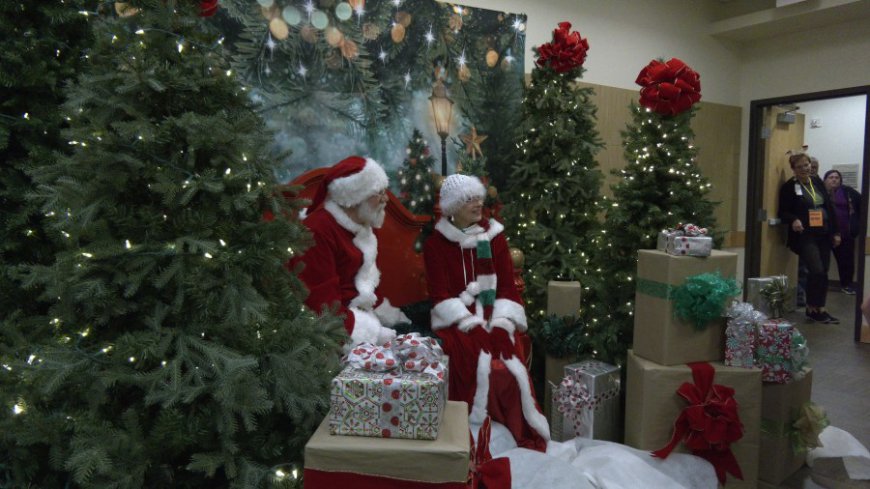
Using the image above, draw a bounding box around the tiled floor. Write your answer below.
[776,288,870,488]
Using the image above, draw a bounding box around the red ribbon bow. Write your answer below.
[468,417,511,489]
[652,362,744,485]
[635,57,701,116]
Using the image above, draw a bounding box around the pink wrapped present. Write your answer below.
[756,320,793,383]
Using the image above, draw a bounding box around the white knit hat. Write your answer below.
[439,174,485,216]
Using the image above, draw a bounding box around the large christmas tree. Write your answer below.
[502,22,604,320]
[6,2,344,487]
[596,57,718,363]
[0,1,96,483]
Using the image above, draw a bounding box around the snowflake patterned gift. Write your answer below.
[724,302,765,368]
[330,335,448,440]
[756,319,794,383]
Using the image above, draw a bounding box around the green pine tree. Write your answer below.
[501,27,604,321]
[8,2,344,487]
[397,128,436,217]
[0,2,96,484]
[595,102,720,364]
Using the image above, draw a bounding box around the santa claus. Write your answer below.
[291,156,408,346]
[423,174,549,452]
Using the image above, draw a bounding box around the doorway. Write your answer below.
[745,86,870,343]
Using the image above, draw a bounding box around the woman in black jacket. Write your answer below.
[823,169,862,295]
[778,153,842,323]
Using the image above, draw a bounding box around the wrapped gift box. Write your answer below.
[725,318,758,368]
[550,360,621,442]
[746,276,789,318]
[756,320,794,384]
[329,361,447,440]
[666,235,713,257]
[625,350,761,489]
[305,401,470,489]
[634,249,737,365]
[759,369,813,484]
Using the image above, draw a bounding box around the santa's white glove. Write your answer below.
[459,281,481,306]
[374,298,411,326]
[376,326,398,346]
[457,315,486,332]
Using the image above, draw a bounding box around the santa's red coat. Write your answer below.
[424,217,549,452]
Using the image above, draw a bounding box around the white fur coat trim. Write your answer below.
[503,356,551,441]
[434,218,504,249]
[469,351,492,424]
[492,298,528,332]
[325,200,380,310]
[348,308,382,346]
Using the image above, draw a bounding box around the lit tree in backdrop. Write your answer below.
[501,22,604,320]
[0,1,96,483]
[7,2,344,487]
[397,128,436,217]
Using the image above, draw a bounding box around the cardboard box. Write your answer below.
[759,369,813,484]
[625,350,761,489]
[633,249,738,365]
[329,362,446,440]
[305,401,470,489]
[547,280,582,317]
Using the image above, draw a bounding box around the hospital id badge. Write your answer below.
[808,209,823,227]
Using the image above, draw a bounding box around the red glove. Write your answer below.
[488,327,516,360]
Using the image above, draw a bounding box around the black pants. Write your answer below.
[832,235,856,288]
[797,233,832,308]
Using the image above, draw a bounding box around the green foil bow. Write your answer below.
[760,277,791,319]
[672,272,741,330]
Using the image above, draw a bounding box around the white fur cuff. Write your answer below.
[493,298,527,332]
[374,298,410,326]
[431,298,472,330]
[459,291,475,306]
[349,308,383,346]
[489,317,516,338]
[458,315,486,332]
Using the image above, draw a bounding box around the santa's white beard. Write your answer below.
[357,201,386,228]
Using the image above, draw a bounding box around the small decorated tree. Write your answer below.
[594,57,718,363]
[501,22,604,320]
[397,128,437,218]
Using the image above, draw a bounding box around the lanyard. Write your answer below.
[799,179,820,206]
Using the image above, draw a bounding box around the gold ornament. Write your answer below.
[269,18,289,40]
[391,23,406,43]
[114,2,139,17]
[509,247,525,268]
[340,38,358,59]
[396,11,412,27]
[487,185,498,199]
[486,50,499,68]
[325,26,344,47]
[362,22,380,40]
[348,0,364,9]
[458,64,471,82]
[261,5,279,20]
[301,25,319,43]
[448,14,463,32]
[460,126,488,159]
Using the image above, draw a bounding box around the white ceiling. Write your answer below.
[708,0,870,42]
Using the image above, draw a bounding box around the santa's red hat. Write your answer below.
[308,156,389,212]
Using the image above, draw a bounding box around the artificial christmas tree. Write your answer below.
[396,128,436,218]
[8,2,344,487]
[596,57,719,364]
[502,22,604,320]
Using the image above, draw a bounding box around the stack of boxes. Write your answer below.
[624,249,762,489]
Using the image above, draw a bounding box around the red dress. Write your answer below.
[424,217,549,452]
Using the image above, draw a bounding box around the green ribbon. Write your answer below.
[636,278,673,300]
[672,272,741,331]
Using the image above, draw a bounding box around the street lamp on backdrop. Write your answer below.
[429,78,454,175]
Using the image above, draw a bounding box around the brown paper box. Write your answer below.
[758,369,813,484]
[547,280,582,317]
[305,401,470,484]
[634,249,738,365]
[624,350,761,489]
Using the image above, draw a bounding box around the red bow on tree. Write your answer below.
[535,22,589,73]
[635,57,701,116]
[199,0,219,17]
[652,362,744,485]
[468,417,511,489]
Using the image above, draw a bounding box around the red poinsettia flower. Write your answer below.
[636,57,701,116]
[535,22,589,73]
[199,0,219,17]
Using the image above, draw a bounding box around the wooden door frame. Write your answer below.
[746,85,870,342]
